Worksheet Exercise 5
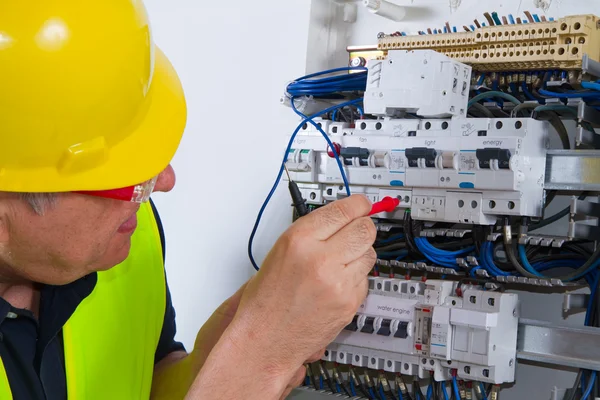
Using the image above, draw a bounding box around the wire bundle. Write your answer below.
[414,237,475,269]
[286,67,368,98]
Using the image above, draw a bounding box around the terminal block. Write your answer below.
[376,14,600,72]
[322,278,519,384]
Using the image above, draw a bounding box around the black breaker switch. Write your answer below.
[377,319,392,337]
[341,147,370,167]
[345,315,359,332]
[394,321,409,339]
[405,147,437,168]
[361,317,376,334]
[476,148,511,170]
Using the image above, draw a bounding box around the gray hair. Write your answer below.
[20,193,58,215]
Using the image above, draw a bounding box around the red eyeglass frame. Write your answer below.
[73,176,158,203]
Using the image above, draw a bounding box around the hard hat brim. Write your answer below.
[1,47,187,193]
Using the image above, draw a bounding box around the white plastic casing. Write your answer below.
[322,278,519,384]
[286,116,550,225]
[363,0,407,22]
[364,50,472,118]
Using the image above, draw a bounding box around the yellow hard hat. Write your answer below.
[0,0,187,192]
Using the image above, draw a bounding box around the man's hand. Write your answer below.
[236,194,377,373]
[187,195,377,399]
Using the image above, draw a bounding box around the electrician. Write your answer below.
[0,1,376,399]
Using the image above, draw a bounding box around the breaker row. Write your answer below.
[323,279,519,384]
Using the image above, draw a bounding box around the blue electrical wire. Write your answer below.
[286,67,367,98]
[518,245,546,278]
[521,81,543,103]
[426,383,433,400]
[582,81,600,91]
[519,245,600,284]
[350,380,357,396]
[539,89,600,99]
[291,98,352,195]
[377,250,409,259]
[415,238,475,269]
[479,383,488,400]
[398,387,404,400]
[492,12,502,25]
[377,234,405,245]
[247,97,363,271]
[442,382,449,400]
[582,371,597,400]
[320,376,324,390]
[452,377,461,400]
[481,242,512,277]
[379,384,387,400]
[369,387,376,399]
[586,272,600,326]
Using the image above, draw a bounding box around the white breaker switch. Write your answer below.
[322,278,519,384]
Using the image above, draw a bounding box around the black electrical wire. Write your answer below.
[510,103,571,150]
[469,103,495,118]
[563,242,594,258]
[375,242,408,252]
[564,370,583,400]
[530,207,570,231]
[530,193,588,232]
[403,211,421,256]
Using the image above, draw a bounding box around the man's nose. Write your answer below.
[154,165,176,193]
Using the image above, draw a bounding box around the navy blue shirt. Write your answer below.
[0,200,185,399]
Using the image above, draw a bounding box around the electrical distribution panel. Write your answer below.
[281,6,600,399]
[287,51,550,225]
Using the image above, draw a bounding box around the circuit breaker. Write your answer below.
[322,278,519,385]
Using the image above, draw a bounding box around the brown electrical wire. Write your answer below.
[524,11,535,24]
[483,12,495,26]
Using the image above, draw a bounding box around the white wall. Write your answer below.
[143,0,313,349]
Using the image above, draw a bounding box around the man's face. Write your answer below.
[0,165,176,285]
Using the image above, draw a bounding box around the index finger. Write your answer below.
[294,195,372,241]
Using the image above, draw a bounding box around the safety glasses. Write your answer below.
[74,176,158,203]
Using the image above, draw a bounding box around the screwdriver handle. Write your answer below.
[369,197,400,216]
[289,181,310,217]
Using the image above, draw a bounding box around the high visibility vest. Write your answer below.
[0,202,166,399]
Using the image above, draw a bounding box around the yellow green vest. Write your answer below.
[0,202,166,399]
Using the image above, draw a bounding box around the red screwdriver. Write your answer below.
[369,196,401,216]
